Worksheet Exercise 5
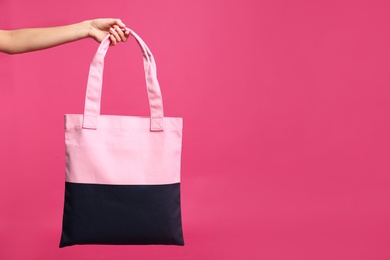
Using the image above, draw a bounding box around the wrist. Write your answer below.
[82,20,93,39]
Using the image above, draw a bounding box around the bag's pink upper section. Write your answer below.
[65,114,182,185]
[65,29,183,185]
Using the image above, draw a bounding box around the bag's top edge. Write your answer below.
[64,114,183,132]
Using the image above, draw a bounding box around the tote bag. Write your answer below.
[59,29,184,247]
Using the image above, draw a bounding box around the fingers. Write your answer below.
[108,25,130,46]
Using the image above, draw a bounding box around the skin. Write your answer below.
[0,18,130,54]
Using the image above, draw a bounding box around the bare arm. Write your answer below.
[0,18,129,54]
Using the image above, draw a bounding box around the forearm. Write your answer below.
[2,21,91,54]
[0,18,128,54]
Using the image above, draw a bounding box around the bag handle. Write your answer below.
[82,28,164,131]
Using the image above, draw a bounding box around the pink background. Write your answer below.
[1,0,390,259]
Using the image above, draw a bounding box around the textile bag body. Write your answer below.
[59,29,184,247]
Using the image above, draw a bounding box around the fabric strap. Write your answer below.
[82,28,164,131]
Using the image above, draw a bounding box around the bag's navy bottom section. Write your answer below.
[59,182,184,247]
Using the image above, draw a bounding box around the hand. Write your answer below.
[88,18,130,46]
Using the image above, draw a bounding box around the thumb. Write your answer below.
[106,18,126,28]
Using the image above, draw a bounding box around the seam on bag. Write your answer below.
[84,116,97,128]
[151,118,163,130]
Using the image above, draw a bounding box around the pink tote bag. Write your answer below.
[59,29,184,247]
